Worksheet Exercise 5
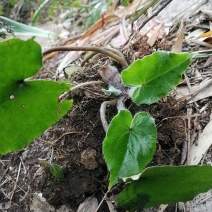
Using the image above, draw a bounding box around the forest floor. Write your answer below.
[0,0,212,211]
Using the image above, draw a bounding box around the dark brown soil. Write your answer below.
[0,32,211,212]
[40,96,110,209]
[36,39,189,210]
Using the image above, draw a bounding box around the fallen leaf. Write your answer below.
[190,113,212,165]
[76,197,98,212]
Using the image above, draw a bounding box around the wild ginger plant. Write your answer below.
[101,52,212,210]
[1,38,212,211]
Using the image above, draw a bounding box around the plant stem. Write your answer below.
[138,0,173,31]
[117,95,128,111]
[94,190,110,212]
[100,99,117,132]
[105,47,128,64]
[70,80,104,92]
[192,53,212,59]
[59,81,104,102]
[43,46,129,68]
[81,52,98,67]
[131,0,159,24]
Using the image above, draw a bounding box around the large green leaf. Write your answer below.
[118,166,212,211]
[0,39,72,154]
[103,110,156,188]
[121,52,191,105]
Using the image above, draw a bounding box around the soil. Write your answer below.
[0,20,212,212]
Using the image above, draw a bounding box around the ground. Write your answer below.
[0,1,212,211]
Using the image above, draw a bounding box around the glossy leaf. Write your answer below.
[0,39,72,154]
[50,163,64,179]
[118,166,212,211]
[121,52,191,105]
[103,110,156,188]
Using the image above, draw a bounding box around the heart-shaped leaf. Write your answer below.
[118,166,212,211]
[121,52,191,105]
[103,110,156,188]
[0,39,72,155]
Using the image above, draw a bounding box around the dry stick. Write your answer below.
[94,190,110,212]
[138,0,173,31]
[184,73,199,108]
[187,108,192,165]
[20,157,27,175]
[9,162,21,200]
[0,167,9,183]
[51,131,79,146]
[183,109,192,211]
[43,46,129,68]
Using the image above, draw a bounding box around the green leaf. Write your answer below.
[0,16,56,39]
[118,166,212,211]
[39,159,50,166]
[0,39,72,154]
[121,52,191,105]
[31,0,50,26]
[50,163,64,179]
[103,110,156,188]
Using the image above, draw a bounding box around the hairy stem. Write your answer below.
[100,99,117,132]
[70,80,104,92]
[59,81,104,102]
[43,46,129,68]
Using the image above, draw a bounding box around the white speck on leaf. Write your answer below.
[9,95,15,100]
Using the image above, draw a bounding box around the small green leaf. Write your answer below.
[0,39,72,154]
[31,0,50,26]
[50,163,64,179]
[103,110,156,188]
[118,166,212,211]
[121,52,191,105]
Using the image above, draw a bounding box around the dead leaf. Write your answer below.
[171,21,184,53]
[147,23,163,46]
[56,37,90,76]
[76,197,98,212]
[119,13,129,43]
[199,30,212,38]
[106,200,117,212]
[175,79,212,103]
[82,14,119,39]
[190,113,212,165]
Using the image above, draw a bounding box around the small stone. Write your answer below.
[80,148,98,170]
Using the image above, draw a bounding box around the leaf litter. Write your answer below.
[1,0,212,211]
